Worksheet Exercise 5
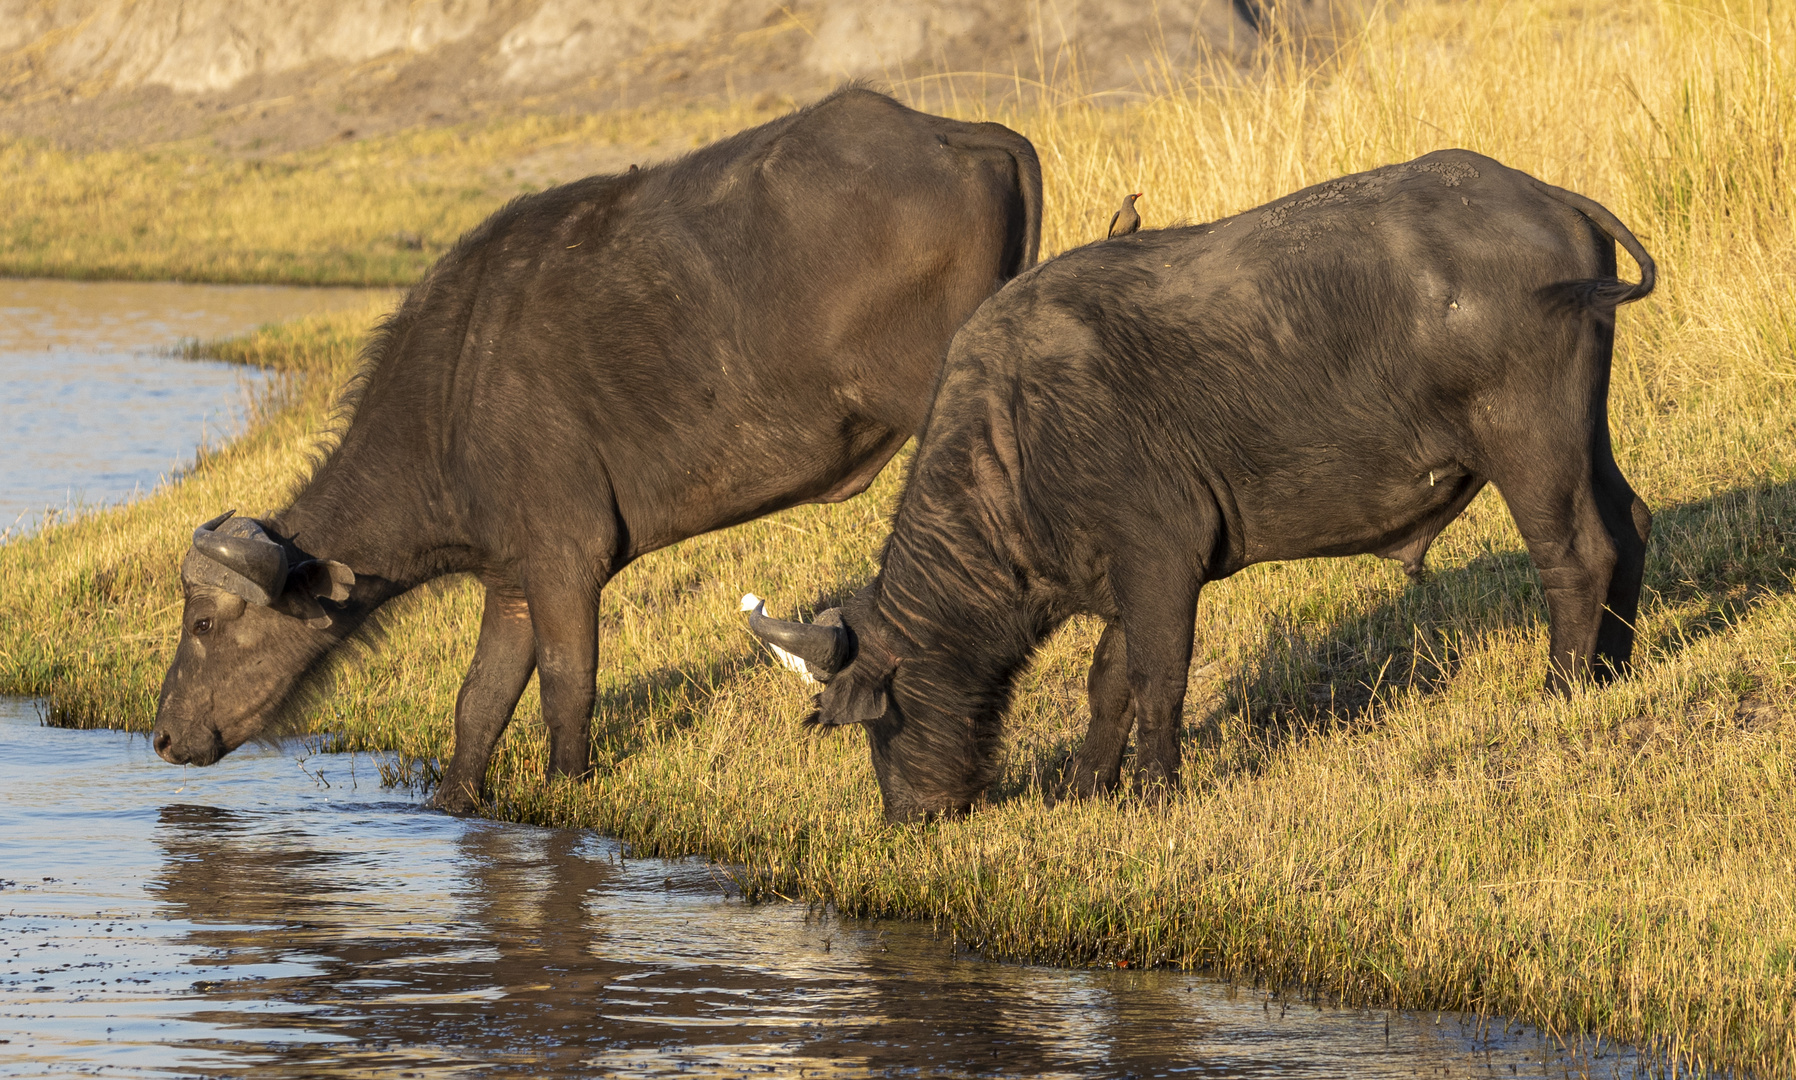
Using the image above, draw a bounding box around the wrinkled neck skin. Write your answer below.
[274,401,475,594]
[852,487,1056,822]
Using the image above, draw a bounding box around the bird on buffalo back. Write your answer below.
[1108,192,1143,238]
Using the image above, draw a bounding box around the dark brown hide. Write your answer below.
[788,149,1653,822]
[151,88,1043,808]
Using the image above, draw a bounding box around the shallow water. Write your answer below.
[0,277,377,536]
[0,702,1644,1079]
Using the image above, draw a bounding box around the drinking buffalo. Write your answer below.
[153,88,1042,810]
[746,150,1654,822]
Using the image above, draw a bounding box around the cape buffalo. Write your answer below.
[152,88,1042,811]
[746,149,1655,822]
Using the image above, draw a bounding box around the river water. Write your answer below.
[0,703,1639,1079]
[0,278,375,536]
[0,280,1643,1077]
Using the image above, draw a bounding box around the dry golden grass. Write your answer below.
[2,0,1794,1073]
[0,105,781,284]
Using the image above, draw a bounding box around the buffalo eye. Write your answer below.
[192,617,214,636]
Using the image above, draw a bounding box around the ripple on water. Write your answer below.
[0,700,1647,1079]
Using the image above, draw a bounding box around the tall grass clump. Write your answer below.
[1,0,1793,1074]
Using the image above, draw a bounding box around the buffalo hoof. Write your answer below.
[1049,777,1098,807]
[428,779,482,814]
[1543,664,1595,698]
[1130,769,1179,806]
[1050,755,1119,805]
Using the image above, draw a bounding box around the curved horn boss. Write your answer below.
[184,510,290,606]
[740,594,852,682]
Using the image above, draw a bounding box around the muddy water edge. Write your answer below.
[0,280,1646,1077]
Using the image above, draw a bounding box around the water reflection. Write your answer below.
[0,700,1645,1078]
[0,277,380,534]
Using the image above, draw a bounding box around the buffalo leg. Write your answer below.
[1498,466,1619,694]
[1110,560,1204,798]
[1589,438,1651,682]
[432,588,537,812]
[528,568,602,781]
[1058,621,1135,800]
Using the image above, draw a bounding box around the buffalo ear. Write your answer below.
[277,560,355,629]
[814,663,890,727]
[294,559,354,603]
[275,590,333,630]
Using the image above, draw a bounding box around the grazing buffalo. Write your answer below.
[746,149,1655,822]
[152,88,1042,810]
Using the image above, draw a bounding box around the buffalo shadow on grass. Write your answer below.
[324,590,771,796]
[464,478,1790,804]
[995,478,1796,801]
[588,647,765,759]
[581,573,862,760]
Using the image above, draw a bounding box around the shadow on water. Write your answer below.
[0,701,1651,1077]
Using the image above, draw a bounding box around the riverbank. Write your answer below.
[2,0,1792,1074]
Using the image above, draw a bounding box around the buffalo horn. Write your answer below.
[189,511,289,606]
[740,594,850,682]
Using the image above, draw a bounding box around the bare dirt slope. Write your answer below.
[0,0,1358,151]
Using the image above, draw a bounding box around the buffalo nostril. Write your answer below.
[153,730,174,760]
